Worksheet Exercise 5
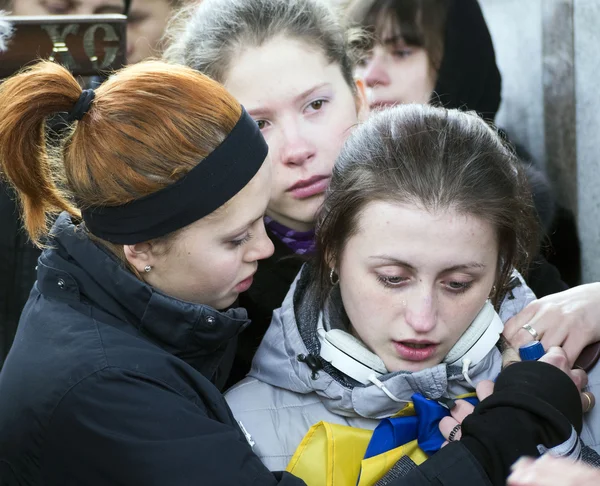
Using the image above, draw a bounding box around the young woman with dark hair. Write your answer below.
[225,104,599,485]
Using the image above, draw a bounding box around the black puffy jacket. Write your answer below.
[0,213,305,486]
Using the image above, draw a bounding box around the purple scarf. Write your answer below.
[264,216,316,255]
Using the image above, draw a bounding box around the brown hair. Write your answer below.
[315,104,540,309]
[345,0,447,72]
[0,60,241,266]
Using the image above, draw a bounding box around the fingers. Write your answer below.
[503,306,538,347]
[510,456,536,471]
[571,368,588,391]
[508,454,600,485]
[540,346,589,383]
[450,399,474,423]
[502,345,521,368]
[476,380,494,401]
[538,346,594,411]
[504,284,600,369]
[439,400,475,442]
[560,335,589,369]
[507,456,542,486]
[439,416,462,442]
[539,346,570,372]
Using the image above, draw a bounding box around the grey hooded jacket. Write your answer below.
[225,265,540,471]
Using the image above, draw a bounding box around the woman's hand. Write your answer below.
[503,283,600,367]
[540,347,593,412]
[439,380,494,443]
[440,347,594,443]
[507,455,600,485]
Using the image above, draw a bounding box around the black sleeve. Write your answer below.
[382,361,581,486]
[381,441,493,486]
[460,361,582,485]
[42,368,306,486]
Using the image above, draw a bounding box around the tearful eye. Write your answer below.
[377,275,408,288]
[445,281,472,293]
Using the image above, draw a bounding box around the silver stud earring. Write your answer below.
[329,268,339,285]
[144,265,152,273]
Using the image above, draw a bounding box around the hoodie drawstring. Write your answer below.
[368,374,410,404]
[461,358,476,388]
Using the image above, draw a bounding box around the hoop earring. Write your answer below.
[329,268,339,286]
[144,265,152,273]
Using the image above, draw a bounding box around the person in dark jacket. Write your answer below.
[347,0,580,293]
[0,58,306,485]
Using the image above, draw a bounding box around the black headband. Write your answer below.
[81,108,268,244]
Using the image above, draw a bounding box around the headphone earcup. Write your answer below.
[323,329,387,374]
[444,301,503,366]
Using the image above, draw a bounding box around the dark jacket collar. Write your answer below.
[433,0,501,120]
[37,213,250,379]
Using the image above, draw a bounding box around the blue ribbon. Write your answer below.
[364,393,479,459]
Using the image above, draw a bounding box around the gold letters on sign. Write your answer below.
[0,15,126,77]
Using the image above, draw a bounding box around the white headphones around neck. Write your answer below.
[317,301,504,385]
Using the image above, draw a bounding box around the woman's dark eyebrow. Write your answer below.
[369,255,486,273]
[293,82,331,104]
[368,256,415,269]
[247,83,332,117]
[441,263,487,273]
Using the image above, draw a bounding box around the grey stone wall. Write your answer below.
[479,0,546,171]
[480,0,600,282]
[574,0,600,282]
